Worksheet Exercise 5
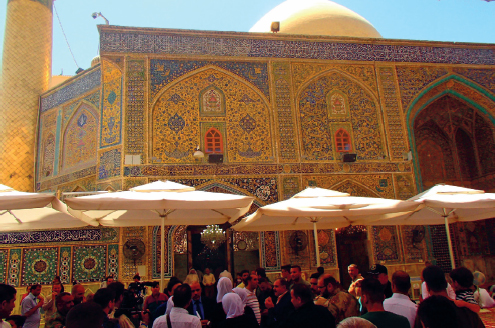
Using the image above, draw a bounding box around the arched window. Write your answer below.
[335,129,352,152]
[205,128,223,153]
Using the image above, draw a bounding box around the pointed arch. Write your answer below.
[335,128,352,152]
[204,127,223,154]
[330,179,382,198]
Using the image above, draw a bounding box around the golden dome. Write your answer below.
[249,0,382,38]
[91,55,101,67]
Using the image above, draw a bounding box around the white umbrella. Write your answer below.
[65,180,254,288]
[0,184,92,231]
[233,187,422,267]
[368,184,495,269]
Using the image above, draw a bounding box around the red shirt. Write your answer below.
[143,293,168,311]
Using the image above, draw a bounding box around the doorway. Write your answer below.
[336,226,369,289]
[188,226,228,278]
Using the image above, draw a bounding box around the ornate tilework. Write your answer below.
[61,103,98,173]
[41,134,56,178]
[100,29,495,65]
[152,68,273,164]
[98,149,122,180]
[150,59,269,100]
[311,230,337,267]
[125,59,147,162]
[396,66,449,110]
[453,68,495,96]
[377,66,409,161]
[21,247,58,285]
[260,231,280,271]
[97,179,123,191]
[8,249,21,287]
[174,226,187,254]
[38,166,96,191]
[122,227,147,279]
[57,176,97,193]
[41,68,101,112]
[101,59,123,148]
[151,226,173,279]
[0,249,8,283]
[62,91,101,127]
[108,244,119,279]
[233,231,259,252]
[371,226,401,263]
[298,72,383,161]
[272,62,298,162]
[401,226,427,263]
[281,176,300,200]
[59,246,71,284]
[72,245,107,283]
[0,228,119,246]
[394,174,416,200]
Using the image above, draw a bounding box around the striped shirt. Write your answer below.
[245,288,261,324]
[456,289,477,305]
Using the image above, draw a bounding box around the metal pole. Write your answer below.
[161,215,165,291]
[312,219,320,267]
[443,210,455,270]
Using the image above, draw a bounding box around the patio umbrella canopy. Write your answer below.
[368,184,495,269]
[65,180,254,288]
[0,184,92,231]
[233,187,421,266]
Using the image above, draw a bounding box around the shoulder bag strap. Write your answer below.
[166,313,173,328]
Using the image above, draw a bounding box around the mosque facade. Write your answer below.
[1,0,495,290]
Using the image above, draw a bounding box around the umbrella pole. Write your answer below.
[312,219,320,268]
[443,212,455,270]
[161,215,165,291]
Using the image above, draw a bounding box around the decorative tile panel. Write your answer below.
[0,228,119,245]
[0,249,8,283]
[261,231,281,271]
[98,148,122,180]
[125,59,146,161]
[371,226,401,263]
[59,246,71,284]
[21,247,59,285]
[100,60,123,148]
[8,249,21,287]
[72,245,107,283]
[107,244,119,280]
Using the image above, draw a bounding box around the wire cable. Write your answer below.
[54,3,79,69]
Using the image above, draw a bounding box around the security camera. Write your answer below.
[92,12,98,19]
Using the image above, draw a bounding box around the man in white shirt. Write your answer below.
[383,270,417,328]
[21,284,44,328]
[0,284,17,328]
[153,284,201,328]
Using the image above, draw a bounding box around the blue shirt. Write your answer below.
[21,293,41,328]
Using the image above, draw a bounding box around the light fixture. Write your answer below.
[200,225,227,250]
[271,21,280,33]
[92,12,109,25]
[193,145,204,159]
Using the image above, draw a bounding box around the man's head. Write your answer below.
[423,265,448,294]
[348,264,360,280]
[173,284,192,309]
[281,265,292,280]
[391,271,411,295]
[107,281,125,307]
[360,278,385,310]
[417,295,458,328]
[273,278,289,297]
[56,292,74,316]
[259,278,272,293]
[151,281,160,295]
[190,282,202,301]
[93,288,115,314]
[106,276,114,284]
[30,284,42,297]
[449,267,474,291]
[320,275,338,299]
[368,264,389,285]
[256,267,267,279]
[240,269,250,283]
[52,283,62,294]
[205,268,210,275]
[246,274,259,291]
[66,302,106,328]
[71,284,85,304]
[5,315,25,328]
[290,283,312,309]
[132,274,140,282]
[290,265,302,282]
[0,284,17,319]
[309,273,320,295]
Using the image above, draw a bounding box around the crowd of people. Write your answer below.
[0,263,493,328]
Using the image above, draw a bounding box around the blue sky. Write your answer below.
[0,0,494,76]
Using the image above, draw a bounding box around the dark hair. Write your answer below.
[361,278,385,304]
[56,292,72,305]
[173,284,192,308]
[392,271,411,294]
[449,267,474,289]
[310,272,320,280]
[256,267,267,278]
[317,267,324,275]
[417,295,459,328]
[423,266,448,292]
[66,302,106,328]
[281,265,292,272]
[30,284,41,291]
[240,269,249,276]
[5,315,26,327]
[107,281,125,303]
[291,283,312,304]
[151,281,160,288]
[0,283,17,303]
[133,274,140,280]
[105,275,114,282]
[166,277,182,293]
[246,274,256,283]
[275,278,290,289]
[93,288,115,309]
[258,277,269,284]
[322,276,338,288]
[291,265,301,272]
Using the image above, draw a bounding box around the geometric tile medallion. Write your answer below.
[72,245,107,283]
[21,247,59,286]
[0,249,8,283]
